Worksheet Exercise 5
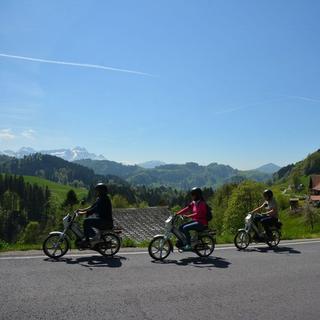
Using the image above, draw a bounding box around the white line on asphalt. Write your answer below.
[0,240,319,261]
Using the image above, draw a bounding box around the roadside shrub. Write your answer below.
[276,194,290,211]
[122,237,138,247]
[21,221,40,244]
[0,239,9,250]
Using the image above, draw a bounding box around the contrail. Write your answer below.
[284,95,320,104]
[0,53,154,77]
[214,97,287,115]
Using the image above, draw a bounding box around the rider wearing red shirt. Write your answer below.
[176,187,208,250]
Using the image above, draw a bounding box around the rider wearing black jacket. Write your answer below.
[78,183,113,242]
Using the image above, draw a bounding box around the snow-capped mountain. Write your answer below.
[1,147,36,158]
[0,147,106,162]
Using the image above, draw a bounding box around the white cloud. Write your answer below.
[21,129,36,139]
[0,129,15,141]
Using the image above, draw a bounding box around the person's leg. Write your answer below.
[179,222,190,245]
[260,217,273,238]
[182,221,204,245]
[83,218,102,241]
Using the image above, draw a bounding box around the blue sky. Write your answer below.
[0,0,320,169]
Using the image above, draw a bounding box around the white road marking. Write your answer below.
[0,239,319,261]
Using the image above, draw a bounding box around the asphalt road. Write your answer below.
[1,240,320,320]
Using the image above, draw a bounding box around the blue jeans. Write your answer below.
[179,221,205,245]
[260,216,277,237]
[83,218,112,240]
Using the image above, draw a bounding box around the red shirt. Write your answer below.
[177,200,208,226]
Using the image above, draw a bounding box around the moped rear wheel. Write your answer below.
[43,234,69,259]
[148,236,171,261]
[234,230,250,250]
[266,230,281,248]
[194,235,215,257]
[96,233,121,257]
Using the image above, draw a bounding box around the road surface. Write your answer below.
[0,240,320,320]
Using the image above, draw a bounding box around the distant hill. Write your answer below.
[0,151,273,190]
[75,159,143,178]
[0,154,144,205]
[0,153,126,187]
[138,161,166,169]
[76,159,271,189]
[0,146,106,162]
[255,163,281,174]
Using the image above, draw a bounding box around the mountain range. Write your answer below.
[0,146,106,162]
[75,159,274,189]
[1,146,319,191]
[0,147,280,173]
[2,147,279,189]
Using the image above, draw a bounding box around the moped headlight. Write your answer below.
[63,214,71,227]
[165,216,172,224]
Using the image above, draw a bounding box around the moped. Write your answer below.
[234,212,282,250]
[148,213,216,261]
[43,210,122,259]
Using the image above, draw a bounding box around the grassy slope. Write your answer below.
[280,210,320,239]
[23,175,88,204]
[0,175,89,251]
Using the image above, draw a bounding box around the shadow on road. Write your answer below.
[152,256,231,269]
[245,246,301,254]
[44,255,126,268]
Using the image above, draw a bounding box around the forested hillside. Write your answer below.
[0,174,51,243]
[273,149,320,185]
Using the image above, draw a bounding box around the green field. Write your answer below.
[23,175,88,204]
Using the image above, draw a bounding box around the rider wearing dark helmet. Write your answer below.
[176,187,208,251]
[78,183,113,244]
[251,189,278,239]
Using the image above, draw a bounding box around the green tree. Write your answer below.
[112,194,130,208]
[63,189,79,207]
[291,172,301,191]
[137,201,149,208]
[276,193,290,211]
[223,181,265,233]
[304,203,319,230]
[22,221,40,244]
[209,183,237,234]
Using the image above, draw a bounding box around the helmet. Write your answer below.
[191,187,203,199]
[95,183,108,194]
[263,189,273,199]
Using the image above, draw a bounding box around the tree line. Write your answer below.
[0,174,51,243]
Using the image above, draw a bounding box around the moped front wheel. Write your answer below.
[234,230,250,250]
[43,234,69,259]
[148,236,171,261]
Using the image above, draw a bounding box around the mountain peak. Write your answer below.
[255,163,281,174]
